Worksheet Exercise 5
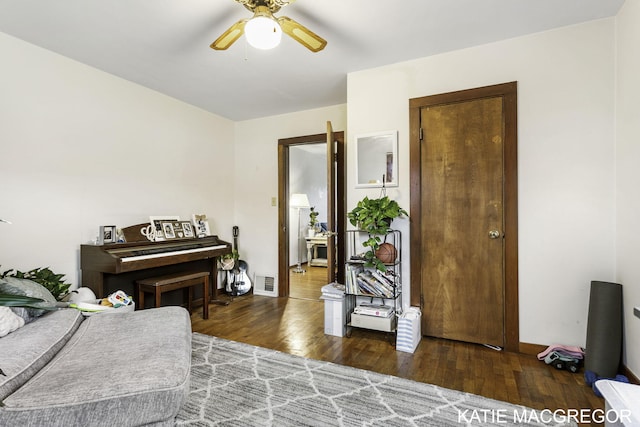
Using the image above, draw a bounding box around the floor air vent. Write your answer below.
[254,274,277,297]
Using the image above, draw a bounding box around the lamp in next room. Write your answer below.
[290,193,310,274]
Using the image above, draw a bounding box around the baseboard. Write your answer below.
[621,364,640,384]
[518,342,546,356]
[520,341,639,384]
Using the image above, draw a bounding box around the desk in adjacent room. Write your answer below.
[305,235,328,267]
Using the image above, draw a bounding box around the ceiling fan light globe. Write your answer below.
[245,16,282,50]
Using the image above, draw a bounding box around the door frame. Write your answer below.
[277,131,345,297]
[409,82,519,352]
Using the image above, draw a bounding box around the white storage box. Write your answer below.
[350,312,396,332]
[321,283,353,337]
[396,307,421,353]
[322,297,346,336]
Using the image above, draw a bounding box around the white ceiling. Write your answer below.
[0,0,624,121]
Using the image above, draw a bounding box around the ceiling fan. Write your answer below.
[211,0,327,52]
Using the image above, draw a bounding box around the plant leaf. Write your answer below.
[0,293,44,306]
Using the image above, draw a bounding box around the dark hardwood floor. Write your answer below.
[191,266,605,426]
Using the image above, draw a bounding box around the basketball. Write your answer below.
[375,243,397,264]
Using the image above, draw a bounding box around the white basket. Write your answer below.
[81,300,135,317]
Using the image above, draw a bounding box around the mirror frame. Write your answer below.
[355,130,398,188]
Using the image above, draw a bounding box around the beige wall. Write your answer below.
[0,29,347,291]
[347,19,617,352]
[233,105,347,281]
[2,9,637,379]
[615,0,640,378]
[0,32,236,284]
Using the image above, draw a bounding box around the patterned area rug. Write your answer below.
[176,333,575,426]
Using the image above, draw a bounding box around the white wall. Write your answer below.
[347,19,617,348]
[233,106,346,287]
[0,33,235,286]
[3,13,635,377]
[615,0,640,378]
[0,29,346,300]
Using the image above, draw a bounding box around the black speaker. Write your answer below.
[584,281,623,378]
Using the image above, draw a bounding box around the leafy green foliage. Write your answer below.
[1,267,71,301]
[347,196,407,271]
[309,206,319,228]
[362,235,387,271]
[0,293,48,309]
[347,196,408,234]
[221,249,239,261]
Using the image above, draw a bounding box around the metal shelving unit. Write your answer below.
[344,229,401,338]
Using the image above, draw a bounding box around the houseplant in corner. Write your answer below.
[220,250,238,271]
[308,206,319,237]
[347,195,408,271]
[1,267,71,301]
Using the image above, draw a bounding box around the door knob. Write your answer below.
[488,230,501,239]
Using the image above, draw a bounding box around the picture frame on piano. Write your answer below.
[99,225,116,244]
[150,216,180,241]
[162,222,177,239]
[166,221,195,239]
[180,221,195,238]
[192,214,211,238]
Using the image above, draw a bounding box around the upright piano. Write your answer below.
[80,235,231,306]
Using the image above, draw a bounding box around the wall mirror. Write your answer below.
[355,130,398,188]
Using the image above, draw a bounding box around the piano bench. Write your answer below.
[136,271,210,319]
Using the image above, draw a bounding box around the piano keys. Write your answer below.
[80,235,231,306]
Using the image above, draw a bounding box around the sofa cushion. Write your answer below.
[0,306,25,337]
[0,306,192,427]
[0,277,57,323]
[0,308,83,401]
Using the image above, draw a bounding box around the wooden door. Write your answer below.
[409,82,518,350]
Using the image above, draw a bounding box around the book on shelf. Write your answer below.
[345,264,363,294]
[357,270,394,298]
[353,303,394,318]
[371,270,395,289]
[345,264,398,298]
[355,277,379,296]
[368,270,395,295]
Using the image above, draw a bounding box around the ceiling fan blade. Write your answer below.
[210,19,247,50]
[277,16,326,52]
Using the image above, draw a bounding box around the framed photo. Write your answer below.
[100,225,116,244]
[181,221,195,238]
[191,214,211,237]
[168,221,195,239]
[150,216,180,241]
[161,222,176,239]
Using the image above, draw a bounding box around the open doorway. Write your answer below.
[277,127,345,299]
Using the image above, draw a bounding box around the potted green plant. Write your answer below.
[220,250,239,270]
[1,267,71,301]
[308,206,319,237]
[347,196,408,271]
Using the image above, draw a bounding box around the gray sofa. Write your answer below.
[0,306,191,426]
